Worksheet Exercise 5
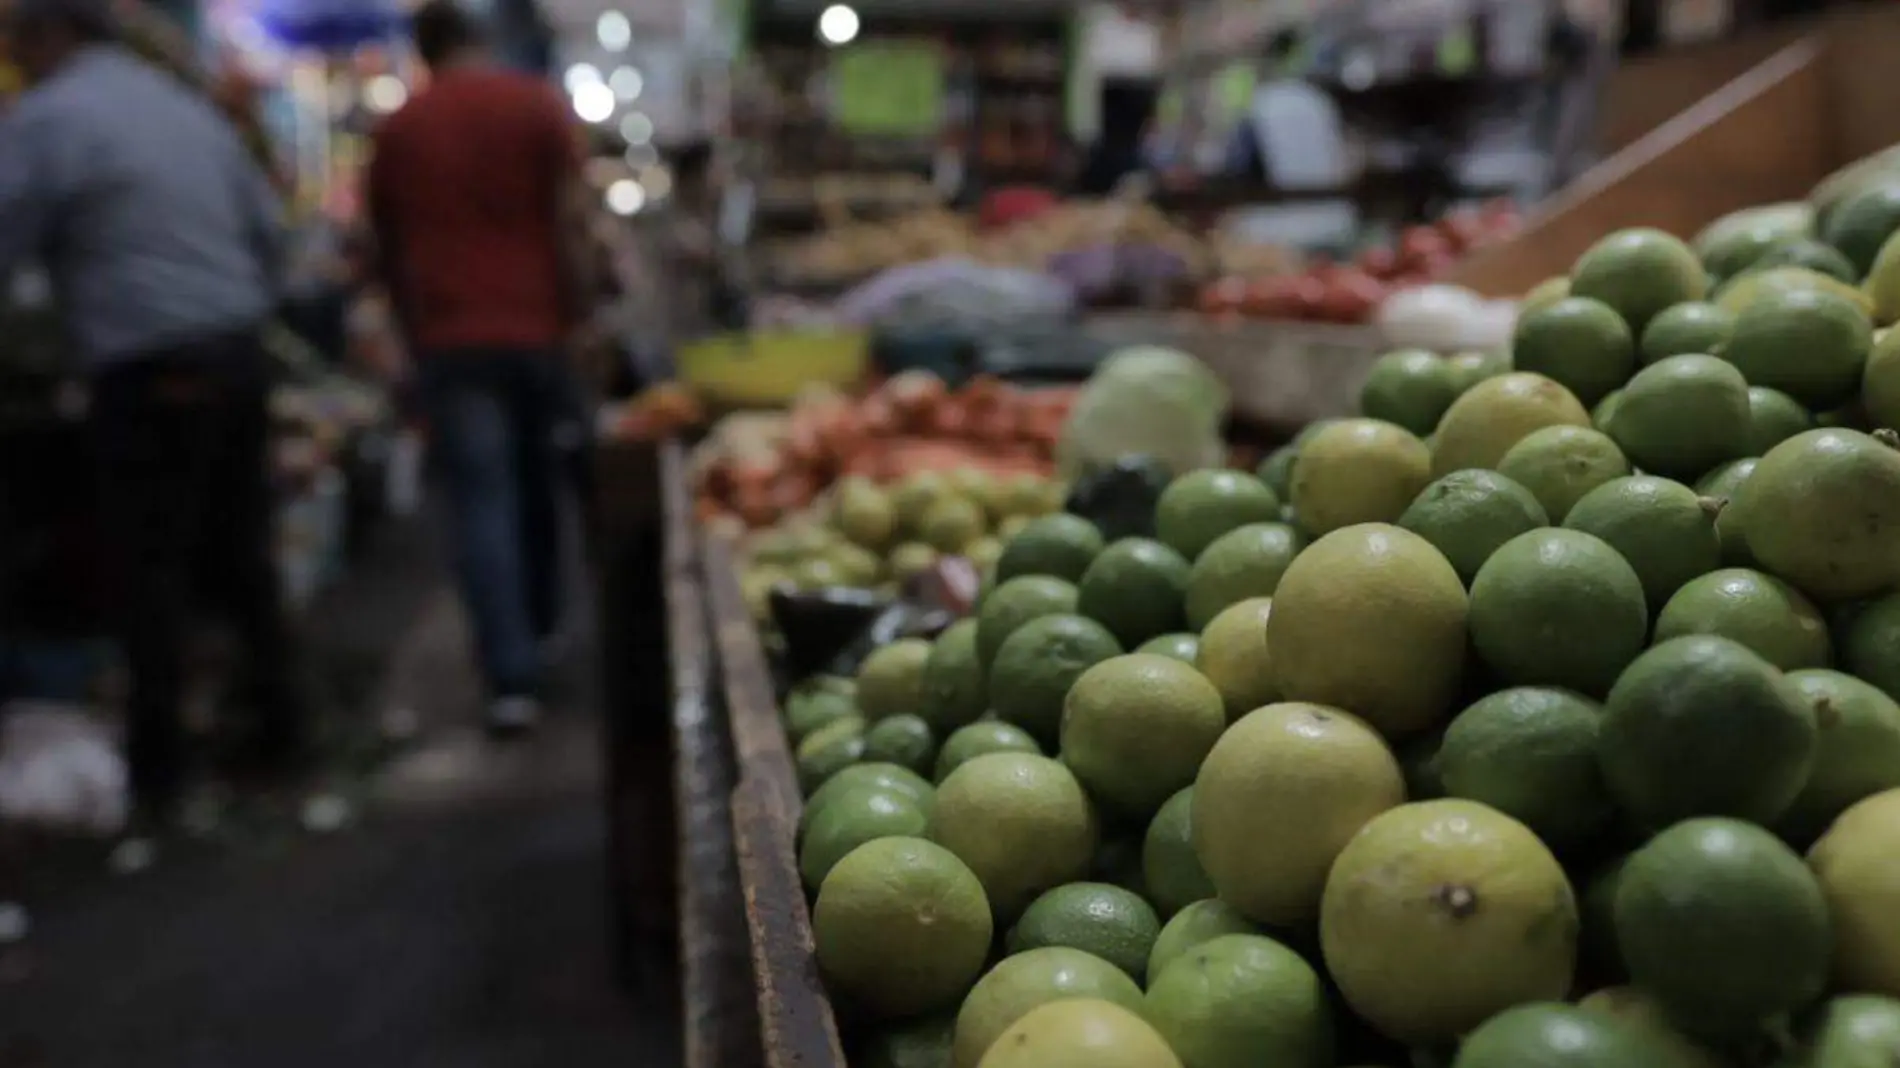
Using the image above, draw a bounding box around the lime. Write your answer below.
[1135,632,1200,664]
[1432,372,1592,477]
[1290,419,1434,536]
[1445,350,1511,395]
[1495,425,1631,522]
[1397,469,1548,586]
[1591,388,1624,430]
[836,476,901,549]
[1563,475,1723,608]
[1779,669,1900,842]
[931,753,1098,919]
[1511,296,1636,407]
[859,1014,956,1068]
[1438,686,1611,845]
[1603,353,1751,481]
[1783,996,1900,1068]
[934,721,1041,782]
[1145,933,1332,1068]
[786,686,862,744]
[1570,227,1709,334]
[801,787,931,890]
[859,638,934,721]
[1746,386,1816,456]
[1863,326,1900,427]
[813,836,993,1018]
[1820,180,1900,277]
[972,997,1180,1068]
[1195,597,1280,722]
[895,472,952,534]
[802,762,934,838]
[1639,301,1735,364]
[864,714,939,776]
[987,614,1121,746]
[922,619,989,733]
[1359,349,1459,437]
[1146,899,1261,986]
[952,947,1144,1068]
[1728,428,1900,601]
[1452,1002,1694,1068]
[1654,567,1832,671]
[1154,469,1283,561]
[1007,882,1160,980]
[1075,538,1192,648]
[1757,237,1857,281]
[797,716,867,794]
[1842,591,1900,703]
[994,513,1105,585]
[977,576,1079,669]
[1141,787,1213,919]
[1184,522,1304,630]
[1808,790,1900,999]
[1577,986,1726,1068]
[1694,457,1760,566]
[1060,654,1227,818]
[1724,285,1873,409]
[1468,528,1649,696]
[1255,445,1299,500]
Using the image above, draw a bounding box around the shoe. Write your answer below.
[485,695,543,737]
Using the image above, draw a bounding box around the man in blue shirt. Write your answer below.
[0,0,306,829]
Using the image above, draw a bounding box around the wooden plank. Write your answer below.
[704,534,849,1068]
[1817,4,1900,165]
[1449,36,1829,298]
[1595,22,1807,155]
[662,443,764,1068]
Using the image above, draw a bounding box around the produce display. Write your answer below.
[1195,200,1524,325]
[742,192,1900,1066]
[694,373,1076,528]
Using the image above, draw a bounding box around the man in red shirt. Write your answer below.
[366,0,593,733]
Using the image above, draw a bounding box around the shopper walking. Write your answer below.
[364,0,595,733]
[0,0,306,828]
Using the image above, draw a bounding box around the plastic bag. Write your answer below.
[1055,346,1228,480]
[1065,454,1174,541]
[0,701,127,836]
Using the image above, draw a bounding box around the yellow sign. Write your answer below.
[831,43,944,138]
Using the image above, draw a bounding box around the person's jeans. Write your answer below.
[90,330,303,817]
[416,351,570,699]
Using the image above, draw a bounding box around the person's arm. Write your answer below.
[0,105,55,284]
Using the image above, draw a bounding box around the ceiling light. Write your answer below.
[817,4,859,45]
[572,81,616,123]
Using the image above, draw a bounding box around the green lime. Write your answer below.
[1862,326,1900,429]
[1754,237,1857,282]
[1468,529,1649,696]
[1154,469,1283,561]
[1145,934,1332,1068]
[951,947,1145,1068]
[859,638,934,721]
[922,619,989,733]
[1437,686,1611,845]
[1452,1002,1695,1068]
[1778,668,1900,842]
[1359,349,1460,437]
[1511,296,1636,407]
[1727,428,1900,601]
[1184,522,1304,630]
[1842,591,1900,703]
[1570,227,1709,334]
[802,762,934,838]
[1291,419,1434,536]
[1060,654,1227,818]
[1639,301,1735,364]
[1146,899,1261,986]
[1495,425,1631,522]
[1196,597,1281,722]
[1076,538,1192,648]
[1445,350,1511,395]
[988,614,1122,746]
[1745,386,1816,455]
[1255,445,1300,500]
[994,513,1106,585]
[786,686,862,743]
[813,836,993,1019]
[801,787,931,891]
[977,576,1080,669]
[1135,632,1200,664]
[1563,475,1723,608]
[797,716,868,794]
[1142,787,1213,918]
[864,714,939,776]
[1602,353,1752,481]
[859,1014,957,1068]
[1693,458,1760,566]
[1654,567,1832,671]
[931,753,1098,919]
[1397,470,1548,586]
[1722,285,1873,410]
[1432,372,1592,477]
[1007,882,1161,981]
[934,721,1041,782]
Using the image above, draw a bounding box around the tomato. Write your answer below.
[1359,246,1401,280]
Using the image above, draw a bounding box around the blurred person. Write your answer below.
[364,0,594,734]
[0,0,306,829]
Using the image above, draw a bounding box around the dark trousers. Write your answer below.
[416,350,572,698]
[90,331,302,816]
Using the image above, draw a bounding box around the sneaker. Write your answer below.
[485,695,543,737]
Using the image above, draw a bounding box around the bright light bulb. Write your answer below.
[606,179,646,216]
[563,63,602,93]
[597,11,631,51]
[572,81,616,123]
[817,4,859,45]
[619,111,654,145]
[364,74,407,114]
[608,66,643,101]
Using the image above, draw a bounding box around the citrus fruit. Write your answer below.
[1360,349,1460,437]
[859,1014,956,1068]
[1145,933,1333,1068]
[1821,180,1900,277]
[836,476,900,549]
[1592,388,1624,429]
[1808,788,1900,998]
[1842,591,1900,702]
[994,513,1105,585]
[919,496,985,554]
[1431,372,1592,477]
[973,998,1181,1068]
[1398,469,1548,585]
[1600,635,1816,828]
[1446,349,1511,395]
[1615,818,1830,1038]
[798,716,868,793]
[934,721,1040,782]
[1255,445,1299,499]
[1267,524,1469,737]
[1136,632,1199,664]
[802,762,934,838]
[1694,457,1761,565]
[786,686,862,744]
[1142,787,1213,918]
[1495,425,1631,522]
[863,714,938,776]
[1571,227,1708,334]
[1154,469,1283,561]
[1195,597,1281,721]
[1183,522,1304,629]
[1722,285,1873,409]
[1576,987,1725,1068]
[931,753,1098,919]
[1640,300,1735,364]
[1746,386,1816,455]
[1696,203,1812,282]
[1728,428,1900,601]
[1320,799,1578,1043]
[987,614,1120,746]
[1438,686,1611,845]
[1715,265,1875,318]
[1452,1002,1693,1068]
[1756,236,1857,281]
[1579,856,1630,983]
[859,638,935,721]
[1603,353,1752,480]
[952,947,1145,1068]
[1562,475,1723,607]
[1195,703,1405,925]
[1146,899,1261,985]
[1779,669,1900,842]
[1291,418,1434,536]
[1521,275,1572,316]
[890,542,940,582]
[922,619,989,733]
[1007,882,1160,981]
[977,576,1080,668]
[1781,995,1900,1068]
[1654,567,1832,670]
[1863,326,1900,427]
[1075,538,1192,647]
[801,787,931,890]
[1511,296,1637,406]
[813,836,993,1018]
[1468,528,1649,695]
[1061,653,1227,817]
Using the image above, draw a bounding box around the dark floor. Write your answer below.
[0,517,681,1068]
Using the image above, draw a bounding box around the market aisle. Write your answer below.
[0,519,680,1068]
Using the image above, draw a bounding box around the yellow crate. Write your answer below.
[677,330,870,409]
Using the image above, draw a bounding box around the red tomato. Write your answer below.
[1359,246,1401,280]
[1318,270,1387,324]
[1199,275,1248,315]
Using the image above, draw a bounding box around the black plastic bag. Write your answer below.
[1064,454,1174,541]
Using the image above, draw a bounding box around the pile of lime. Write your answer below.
[779,216,1900,1068]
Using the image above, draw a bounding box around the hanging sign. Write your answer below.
[830,42,944,137]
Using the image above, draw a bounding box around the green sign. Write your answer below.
[832,43,945,137]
